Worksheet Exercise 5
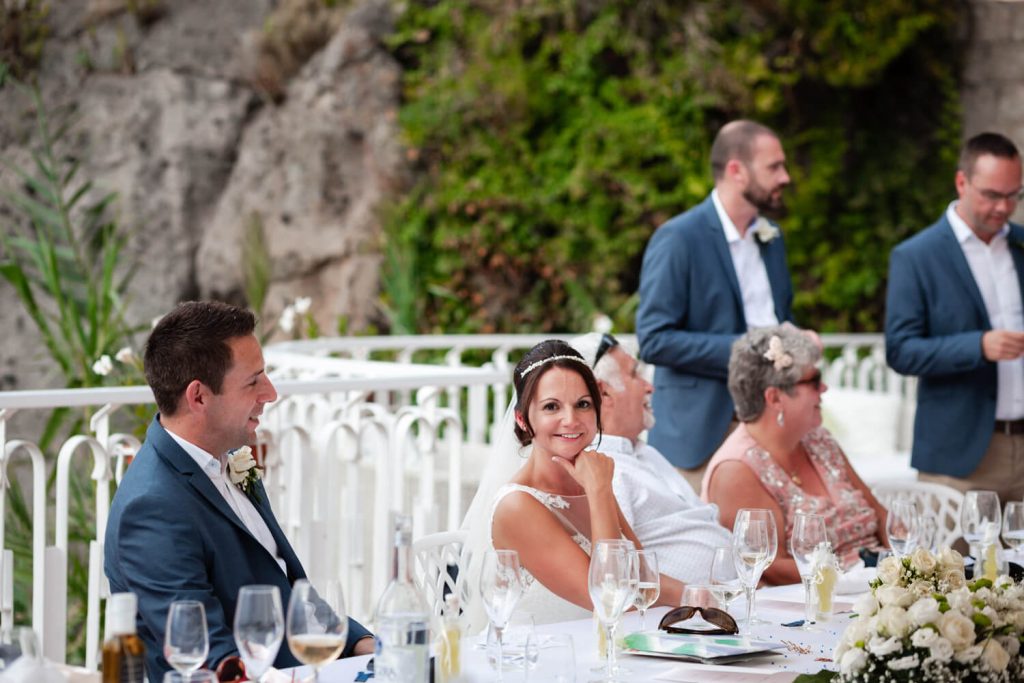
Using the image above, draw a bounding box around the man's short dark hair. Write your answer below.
[959,132,1020,178]
[144,301,257,416]
[710,120,779,181]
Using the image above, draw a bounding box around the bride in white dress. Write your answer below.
[463,340,682,630]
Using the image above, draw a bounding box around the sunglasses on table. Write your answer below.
[657,605,739,636]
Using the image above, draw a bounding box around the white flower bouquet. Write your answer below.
[832,547,1024,682]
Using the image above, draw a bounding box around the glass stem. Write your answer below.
[743,585,755,630]
[605,622,617,677]
[802,577,814,627]
[495,626,504,682]
[639,607,646,632]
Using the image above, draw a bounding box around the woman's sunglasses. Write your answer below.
[657,605,739,635]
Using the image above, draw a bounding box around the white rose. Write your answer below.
[946,588,973,614]
[853,593,879,618]
[907,597,941,627]
[877,555,902,585]
[887,654,919,671]
[227,446,259,485]
[868,635,902,657]
[997,635,1020,657]
[839,647,868,675]
[937,546,964,571]
[982,639,1010,672]
[927,637,954,664]
[92,354,114,376]
[939,611,977,651]
[908,579,935,599]
[843,617,871,647]
[876,605,912,638]
[911,627,938,648]
[910,547,937,575]
[941,569,966,590]
[876,585,914,608]
[954,644,983,664]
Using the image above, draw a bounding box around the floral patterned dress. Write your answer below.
[702,423,880,567]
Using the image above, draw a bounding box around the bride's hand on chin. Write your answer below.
[552,449,614,495]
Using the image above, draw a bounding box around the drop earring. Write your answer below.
[776,410,785,427]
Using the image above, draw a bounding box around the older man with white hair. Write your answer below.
[571,332,732,583]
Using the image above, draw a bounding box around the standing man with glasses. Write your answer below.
[636,120,808,493]
[887,132,1024,502]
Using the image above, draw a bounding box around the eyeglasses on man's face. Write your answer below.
[968,178,1024,203]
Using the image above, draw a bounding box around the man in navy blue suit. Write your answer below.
[105,301,373,680]
[637,120,802,492]
[886,133,1024,502]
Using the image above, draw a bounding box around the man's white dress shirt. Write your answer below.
[167,429,287,574]
[947,202,1024,420]
[596,434,732,583]
[712,189,778,329]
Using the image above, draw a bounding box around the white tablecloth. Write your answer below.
[291,584,854,682]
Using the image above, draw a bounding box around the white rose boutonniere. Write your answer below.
[752,217,781,244]
[228,446,262,500]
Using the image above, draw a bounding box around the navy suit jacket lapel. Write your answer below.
[700,198,745,324]
[1008,224,1024,300]
[938,217,991,328]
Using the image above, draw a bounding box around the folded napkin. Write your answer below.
[836,565,877,595]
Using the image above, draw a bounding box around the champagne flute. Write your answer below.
[790,513,828,630]
[732,515,770,633]
[588,540,634,682]
[737,508,776,625]
[234,585,284,682]
[886,500,920,559]
[632,550,660,631]
[164,600,209,678]
[962,490,1002,560]
[480,549,524,682]
[286,579,348,683]
[708,546,744,615]
[1002,501,1024,558]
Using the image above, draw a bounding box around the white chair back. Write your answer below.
[411,530,470,622]
[871,481,965,549]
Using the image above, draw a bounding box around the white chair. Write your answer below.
[412,530,470,621]
[871,480,965,549]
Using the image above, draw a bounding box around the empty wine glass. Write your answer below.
[790,513,828,630]
[588,540,634,682]
[708,546,744,615]
[632,550,660,631]
[732,514,770,633]
[164,600,209,677]
[163,673,217,683]
[286,579,348,683]
[962,490,1002,559]
[735,508,776,625]
[480,549,525,682]
[886,500,920,559]
[1002,501,1024,559]
[234,585,284,682]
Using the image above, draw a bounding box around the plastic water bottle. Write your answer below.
[373,515,430,682]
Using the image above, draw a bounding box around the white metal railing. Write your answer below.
[0,332,907,668]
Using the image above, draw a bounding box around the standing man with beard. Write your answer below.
[637,120,801,493]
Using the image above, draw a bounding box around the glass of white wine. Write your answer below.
[164,600,209,678]
[234,585,284,682]
[632,550,659,631]
[708,546,744,615]
[286,579,348,682]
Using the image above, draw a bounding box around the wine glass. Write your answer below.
[1002,501,1024,561]
[736,508,777,625]
[286,579,348,683]
[708,546,744,615]
[886,500,920,559]
[234,585,284,682]
[163,673,217,683]
[480,549,525,682]
[790,513,828,630]
[732,515,770,633]
[164,600,209,678]
[962,490,1002,559]
[588,540,634,682]
[632,550,660,631]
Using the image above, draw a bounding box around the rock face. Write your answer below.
[0,0,405,398]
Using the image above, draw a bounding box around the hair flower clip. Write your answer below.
[763,335,794,371]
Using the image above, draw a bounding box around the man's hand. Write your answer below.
[982,330,1024,361]
[352,635,376,656]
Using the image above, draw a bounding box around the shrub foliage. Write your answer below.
[383,0,962,333]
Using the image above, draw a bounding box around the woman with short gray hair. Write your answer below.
[701,325,887,585]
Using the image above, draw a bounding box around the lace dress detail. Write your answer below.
[489,484,594,624]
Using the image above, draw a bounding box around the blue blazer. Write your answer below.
[885,216,1024,477]
[104,418,371,680]
[636,194,794,468]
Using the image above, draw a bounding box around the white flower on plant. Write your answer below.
[997,635,1020,657]
[983,639,1011,672]
[908,579,935,599]
[938,610,976,651]
[953,644,984,664]
[941,568,966,590]
[92,355,114,376]
[876,585,913,608]
[853,592,879,618]
[151,315,163,329]
[279,305,297,333]
[592,314,613,335]
[911,626,939,648]
[907,597,942,627]
[115,346,137,364]
[867,635,902,657]
[927,636,954,664]
[839,647,868,675]
[876,555,902,585]
[887,654,919,671]
[751,216,781,243]
[910,547,938,574]
[293,296,312,315]
[938,546,964,571]
[227,446,262,499]
[876,605,912,638]
[946,587,973,614]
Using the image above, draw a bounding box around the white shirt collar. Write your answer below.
[594,433,638,457]
[712,189,754,244]
[946,200,1008,244]
[164,426,224,478]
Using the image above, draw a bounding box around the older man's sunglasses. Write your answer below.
[658,605,739,635]
[594,333,620,366]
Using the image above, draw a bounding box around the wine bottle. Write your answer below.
[102,592,146,683]
[373,514,430,682]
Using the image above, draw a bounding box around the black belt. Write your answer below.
[995,419,1024,435]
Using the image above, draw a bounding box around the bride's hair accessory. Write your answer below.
[519,354,587,378]
[763,335,794,371]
